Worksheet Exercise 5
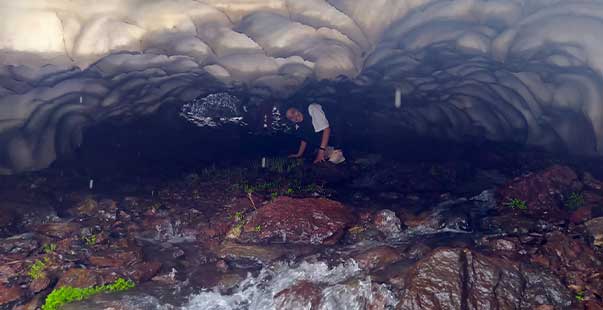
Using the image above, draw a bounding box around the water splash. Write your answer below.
[184,259,397,310]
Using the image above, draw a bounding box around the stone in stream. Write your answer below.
[274,280,322,309]
[397,248,574,310]
[215,242,288,266]
[351,245,402,271]
[402,207,471,235]
[372,209,402,236]
[237,197,355,245]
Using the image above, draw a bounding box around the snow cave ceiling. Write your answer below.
[1,0,603,174]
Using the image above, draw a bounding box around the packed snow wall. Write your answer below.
[1,0,603,174]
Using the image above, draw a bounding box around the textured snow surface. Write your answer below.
[1,0,603,173]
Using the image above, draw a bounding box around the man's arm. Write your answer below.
[289,140,307,158]
[314,127,331,163]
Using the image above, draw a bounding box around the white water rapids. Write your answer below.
[184,259,397,310]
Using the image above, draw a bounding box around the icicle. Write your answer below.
[89,179,94,190]
[395,88,402,108]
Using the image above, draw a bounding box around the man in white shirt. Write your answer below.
[286,103,332,164]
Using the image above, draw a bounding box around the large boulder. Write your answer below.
[530,232,603,298]
[398,248,573,310]
[237,197,355,245]
[0,284,25,307]
[497,165,579,215]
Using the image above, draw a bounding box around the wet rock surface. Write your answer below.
[1,152,603,309]
[238,197,355,245]
[398,248,573,310]
[497,165,580,215]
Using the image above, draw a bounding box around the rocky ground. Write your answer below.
[0,150,602,310]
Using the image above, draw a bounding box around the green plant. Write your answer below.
[565,192,584,210]
[254,225,262,232]
[244,184,255,194]
[234,211,244,223]
[271,192,278,199]
[504,198,528,210]
[28,258,48,280]
[43,243,57,254]
[575,291,585,302]
[83,235,97,247]
[42,278,135,310]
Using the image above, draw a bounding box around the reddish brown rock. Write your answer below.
[0,263,23,284]
[497,165,579,214]
[215,242,287,264]
[530,232,603,296]
[0,284,25,306]
[14,294,44,310]
[275,281,322,310]
[372,210,402,236]
[585,300,603,310]
[88,248,142,267]
[127,261,161,282]
[398,248,464,309]
[56,268,101,288]
[352,246,401,270]
[398,248,573,310]
[206,197,260,240]
[570,206,593,224]
[0,234,39,259]
[70,198,98,217]
[34,222,81,239]
[29,275,51,293]
[238,197,355,245]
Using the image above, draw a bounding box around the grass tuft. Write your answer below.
[42,278,135,310]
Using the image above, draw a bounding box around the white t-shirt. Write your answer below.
[308,103,330,132]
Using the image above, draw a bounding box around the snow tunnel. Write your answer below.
[1,0,603,173]
[4,2,603,309]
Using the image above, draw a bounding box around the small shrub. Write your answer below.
[575,291,585,302]
[43,243,57,254]
[28,259,47,280]
[565,192,584,210]
[504,198,528,210]
[83,235,97,247]
[42,278,135,310]
[234,211,244,223]
[254,225,262,232]
[244,184,254,194]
